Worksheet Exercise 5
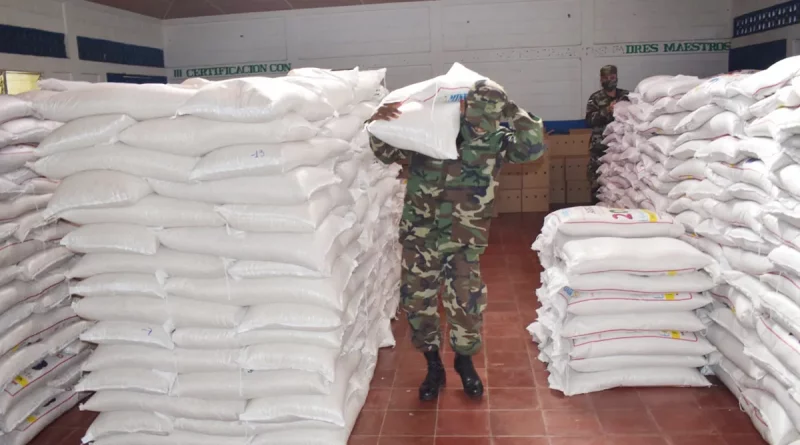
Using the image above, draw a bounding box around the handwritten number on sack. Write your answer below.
[251,150,265,159]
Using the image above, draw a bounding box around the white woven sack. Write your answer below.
[708,160,774,194]
[567,355,707,373]
[237,303,343,332]
[32,143,199,182]
[172,369,330,399]
[68,249,227,279]
[80,391,245,421]
[238,343,340,382]
[641,75,702,102]
[565,329,714,359]
[536,206,683,246]
[216,185,353,233]
[0,96,32,125]
[70,273,165,298]
[240,352,360,426]
[148,166,339,206]
[670,140,710,161]
[542,267,714,296]
[0,274,66,314]
[675,112,743,145]
[0,119,62,147]
[0,146,37,175]
[713,95,756,119]
[563,290,711,316]
[741,388,800,445]
[761,272,800,306]
[678,74,745,110]
[82,344,238,373]
[75,368,175,395]
[119,115,317,156]
[283,75,356,116]
[61,223,158,255]
[557,237,712,275]
[44,171,153,220]
[165,259,354,310]
[750,85,800,118]
[2,391,84,445]
[670,159,708,180]
[191,138,349,182]
[706,323,766,380]
[171,327,342,350]
[0,194,51,222]
[80,321,175,349]
[745,107,797,141]
[722,246,774,276]
[674,104,724,133]
[558,312,705,338]
[83,411,173,444]
[177,77,331,123]
[549,367,709,396]
[36,114,136,156]
[769,245,800,277]
[73,295,245,329]
[0,306,77,356]
[157,214,354,273]
[60,195,225,228]
[93,432,250,445]
[759,375,800,434]
[760,291,800,340]
[16,246,72,281]
[0,349,88,414]
[34,84,195,121]
[756,316,800,381]
[730,55,800,99]
[636,112,690,136]
[38,78,93,92]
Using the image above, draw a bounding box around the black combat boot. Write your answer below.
[419,351,446,401]
[454,353,484,398]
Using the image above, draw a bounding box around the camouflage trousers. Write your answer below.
[401,243,488,356]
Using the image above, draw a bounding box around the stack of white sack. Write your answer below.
[0,88,94,445]
[29,68,405,445]
[527,206,716,396]
[599,56,800,445]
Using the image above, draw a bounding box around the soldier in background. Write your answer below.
[368,80,545,401]
[586,65,629,204]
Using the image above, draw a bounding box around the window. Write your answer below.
[0,71,42,95]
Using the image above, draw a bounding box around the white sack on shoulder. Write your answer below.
[368,101,461,160]
[191,138,350,181]
[44,171,153,220]
[118,115,318,156]
[60,195,225,228]
[148,166,339,206]
[36,114,137,156]
[31,143,199,182]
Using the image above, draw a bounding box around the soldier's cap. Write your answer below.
[465,79,509,125]
[600,65,618,76]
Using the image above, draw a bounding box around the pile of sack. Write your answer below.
[528,206,716,396]
[26,68,404,445]
[0,89,94,445]
[599,56,800,444]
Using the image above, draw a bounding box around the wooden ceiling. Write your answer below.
[87,0,427,19]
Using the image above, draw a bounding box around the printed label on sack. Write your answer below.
[24,415,36,424]
[5,353,71,397]
[665,293,676,300]
[562,287,576,297]
[670,331,681,339]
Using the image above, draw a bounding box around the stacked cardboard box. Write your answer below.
[496,154,549,213]
[547,130,592,205]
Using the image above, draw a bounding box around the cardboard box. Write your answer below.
[565,156,590,181]
[570,128,593,135]
[550,157,565,187]
[522,188,550,212]
[499,172,523,190]
[550,185,566,204]
[522,157,550,189]
[566,180,592,204]
[548,134,591,157]
[496,190,522,213]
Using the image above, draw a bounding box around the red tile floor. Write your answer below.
[32,213,764,445]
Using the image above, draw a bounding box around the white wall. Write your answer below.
[0,0,165,81]
[163,0,733,121]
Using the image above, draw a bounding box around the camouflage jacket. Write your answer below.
[586,88,629,154]
[370,105,544,249]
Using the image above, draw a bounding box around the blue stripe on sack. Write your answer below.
[0,24,67,59]
[77,36,165,68]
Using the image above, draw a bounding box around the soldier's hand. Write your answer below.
[609,100,617,111]
[368,103,402,122]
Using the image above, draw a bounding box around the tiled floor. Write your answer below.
[31,213,763,445]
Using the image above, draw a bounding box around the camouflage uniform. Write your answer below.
[370,80,545,356]
[586,66,629,203]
